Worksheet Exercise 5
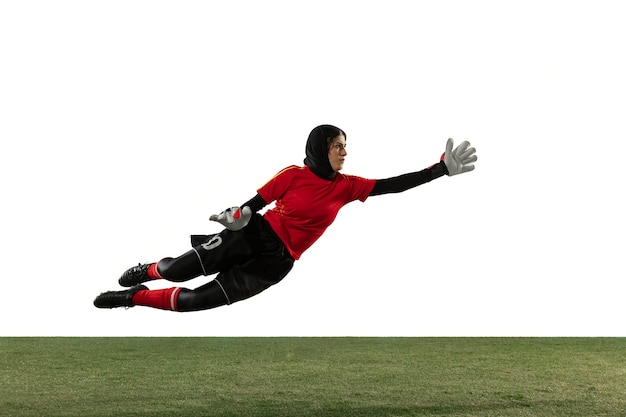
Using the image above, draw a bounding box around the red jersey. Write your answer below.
[257,165,376,260]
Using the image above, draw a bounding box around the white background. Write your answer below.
[1,1,624,336]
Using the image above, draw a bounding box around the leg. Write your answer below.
[175,281,229,312]
[121,229,255,287]
[154,249,206,282]
[128,280,230,312]
[118,249,205,287]
[93,280,228,311]
[119,217,270,287]
[97,255,293,311]
[213,254,294,305]
[96,215,292,311]
[155,233,224,282]
[132,222,295,311]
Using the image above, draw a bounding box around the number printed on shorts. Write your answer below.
[201,235,223,251]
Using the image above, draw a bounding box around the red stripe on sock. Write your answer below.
[132,287,181,311]
[171,287,182,311]
[147,262,163,279]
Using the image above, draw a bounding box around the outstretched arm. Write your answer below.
[369,162,447,196]
[369,138,477,197]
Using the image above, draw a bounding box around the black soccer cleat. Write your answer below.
[118,263,153,287]
[93,285,148,309]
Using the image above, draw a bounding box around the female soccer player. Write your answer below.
[94,125,477,311]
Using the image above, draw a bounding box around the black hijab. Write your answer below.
[303,124,346,180]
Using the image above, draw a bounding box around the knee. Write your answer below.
[156,258,174,280]
[156,257,194,282]
[176,284,228,312]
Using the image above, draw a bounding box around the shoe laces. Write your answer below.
[129,263,147,275]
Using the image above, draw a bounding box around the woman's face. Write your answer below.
[328,134,348,172]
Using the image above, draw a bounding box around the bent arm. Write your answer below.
[241,193,269,212]
[209,193,269,232]
[369,161,448,196]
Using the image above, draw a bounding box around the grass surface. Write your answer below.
[1,337,625,416]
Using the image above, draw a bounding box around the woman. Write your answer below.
[94,125,477,311]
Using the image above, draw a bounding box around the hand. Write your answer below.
[209,206,252,231]
[443,138,477,176]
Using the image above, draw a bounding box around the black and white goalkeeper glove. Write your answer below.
[443,138,477,176]
[209,206,252,231]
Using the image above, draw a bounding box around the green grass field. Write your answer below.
[1,337,624,417]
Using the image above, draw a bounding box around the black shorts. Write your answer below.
[190,214,294,304]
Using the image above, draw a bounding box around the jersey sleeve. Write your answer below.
[257,165,299,204]
[345,174,377,202]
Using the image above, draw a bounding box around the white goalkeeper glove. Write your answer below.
[209,206,252,231]
[443,138,477,176]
